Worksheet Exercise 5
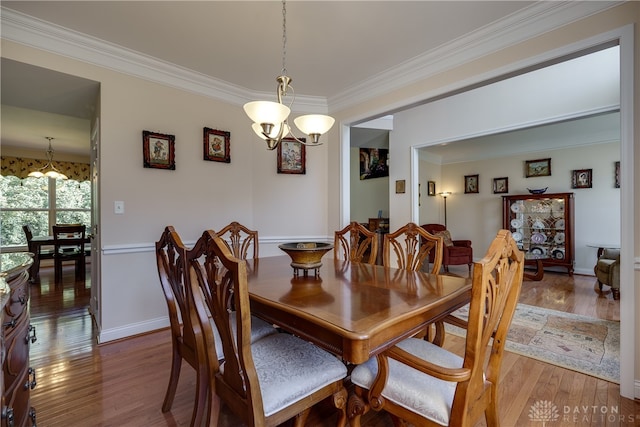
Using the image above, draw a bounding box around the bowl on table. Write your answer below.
[278,242,333,276]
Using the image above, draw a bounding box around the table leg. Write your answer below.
[524,258,544,281]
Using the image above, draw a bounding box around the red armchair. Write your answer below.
[421,223,473,275]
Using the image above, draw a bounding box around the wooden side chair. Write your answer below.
[334,221,378,264]
[52,223,87,284]
[383,222,443,273]
[216,221,259,259]
[350,230,524,427]
[186,230,348,427]
[23,224,55,282]
[155,226,276,426]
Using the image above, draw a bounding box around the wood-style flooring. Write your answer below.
[28,262,639,426]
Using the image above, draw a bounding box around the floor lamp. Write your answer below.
[439,192,451,227]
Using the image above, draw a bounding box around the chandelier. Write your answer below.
[28,137,68,180]
[243,0,335,150]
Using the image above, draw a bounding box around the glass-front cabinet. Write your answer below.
[502,192,574,275]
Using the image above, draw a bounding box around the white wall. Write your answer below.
[420,142,620,274]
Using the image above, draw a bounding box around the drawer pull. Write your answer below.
[24,367,37,390]
[29,406,37,427]
[18,296,26,305]
[2,406,14,427]
[26,324,37,344]
[3,319,16,329]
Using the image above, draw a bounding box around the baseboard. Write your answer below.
[98,316,169,344]
[635,379,640,400]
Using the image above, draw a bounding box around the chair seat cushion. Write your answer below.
[447,246,471,256]
[211,314,277,361]
[595,259,616,273]
[351,337,463,426]
[250,333,347,417]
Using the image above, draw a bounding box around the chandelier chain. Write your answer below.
[281,0,287,75]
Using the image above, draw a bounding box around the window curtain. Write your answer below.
[1,156,90,181]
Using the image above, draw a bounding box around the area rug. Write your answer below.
[445,303,620,383]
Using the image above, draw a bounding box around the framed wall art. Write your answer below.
[427,180,436,196]
[143,130,175,170]
[203,127,230,163]
[395,180,406,194]
[493,177,508,194]
[277,137,306,174]
[615,161,620,188]
[572,168,592,189]
[464,174,479,194]
[359,148,389,180]
[525,158,551,177]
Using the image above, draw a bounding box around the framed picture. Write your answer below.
[572,168,592,189]
[203,127,230,163]
[615,161,620,188]
[464,174,479,194]
[277,137,306,174]
[359,148,389,180]
[525,158,551,177]
[427,180,436,196]
[493,177,509,194]
[143,130,175,170]
[395,180,405,194]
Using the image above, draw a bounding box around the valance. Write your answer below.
[1,156,90,182]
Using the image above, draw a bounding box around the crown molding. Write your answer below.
[328,1,623,112]
[1,2,622,114]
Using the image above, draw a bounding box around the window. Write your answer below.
[0,175,91,248]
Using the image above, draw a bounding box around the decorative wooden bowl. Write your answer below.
[278,242,333,276]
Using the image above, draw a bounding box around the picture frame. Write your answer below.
[143,130,175,170]
[615,161,620,188]
[493,177,509,194]
[572,168,592,189]
[203,127,230,163]
[464,174,479,194]
[395,180,406,194]
[427,180,436,196]
[525,158,551,177]
[277,137,306,174]
[359,148,389,180]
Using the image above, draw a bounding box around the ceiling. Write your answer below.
[0,1,619,155]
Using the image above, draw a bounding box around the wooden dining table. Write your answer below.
[27,234,90,282]
[246,256,472,365]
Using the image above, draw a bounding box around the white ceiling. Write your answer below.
[0,1,620,155]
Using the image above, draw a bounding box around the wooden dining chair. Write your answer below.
[52,223,87,284]
[334,221,378,264]
[186,230,348,427]
[215,221,259,259]
[23,224,55,282]
[155,226,276,426]
[350,230,524,427]
[383,222,443,273]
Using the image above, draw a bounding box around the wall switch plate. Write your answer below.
[114,201,125,214]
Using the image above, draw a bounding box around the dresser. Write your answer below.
[1,253,36,427]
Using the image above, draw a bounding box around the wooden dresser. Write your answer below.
[0,253,36,427]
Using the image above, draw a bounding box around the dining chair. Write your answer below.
[383,222,443,274]
[350,230,524,427]
[334,221,378,264]
[155,226,276,426]
[186,230,348,427]
[52,223,87,284]
[23,224,55,282]
[215,221,259,259]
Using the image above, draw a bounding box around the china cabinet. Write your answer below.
[502,192,574,275]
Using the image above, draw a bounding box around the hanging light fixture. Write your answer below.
[28,137,68,180]
[244,0,335,150]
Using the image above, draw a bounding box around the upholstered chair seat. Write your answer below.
[594,248,620,300]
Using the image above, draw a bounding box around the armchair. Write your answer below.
[421,224,473,275]
[594,248,620,300]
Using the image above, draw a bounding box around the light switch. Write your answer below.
[114,201,125,214]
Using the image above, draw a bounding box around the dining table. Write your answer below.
[27,234,91,282]
[246,255,472,365]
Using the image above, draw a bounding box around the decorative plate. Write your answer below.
[531,232,546,244]
[512,232,523,242]
[510,203,522,213]
[532,219,545,229]
[555,219,565,229]
[554,232,565,244]
[510,219,523,229]
[552,249,565,259]
[530,246,546,256]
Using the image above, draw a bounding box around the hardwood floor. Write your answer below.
[29,263,638,426]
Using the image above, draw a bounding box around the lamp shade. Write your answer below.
[294,114,335,136]
[243,101,290,126]
[251,122,290,141]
